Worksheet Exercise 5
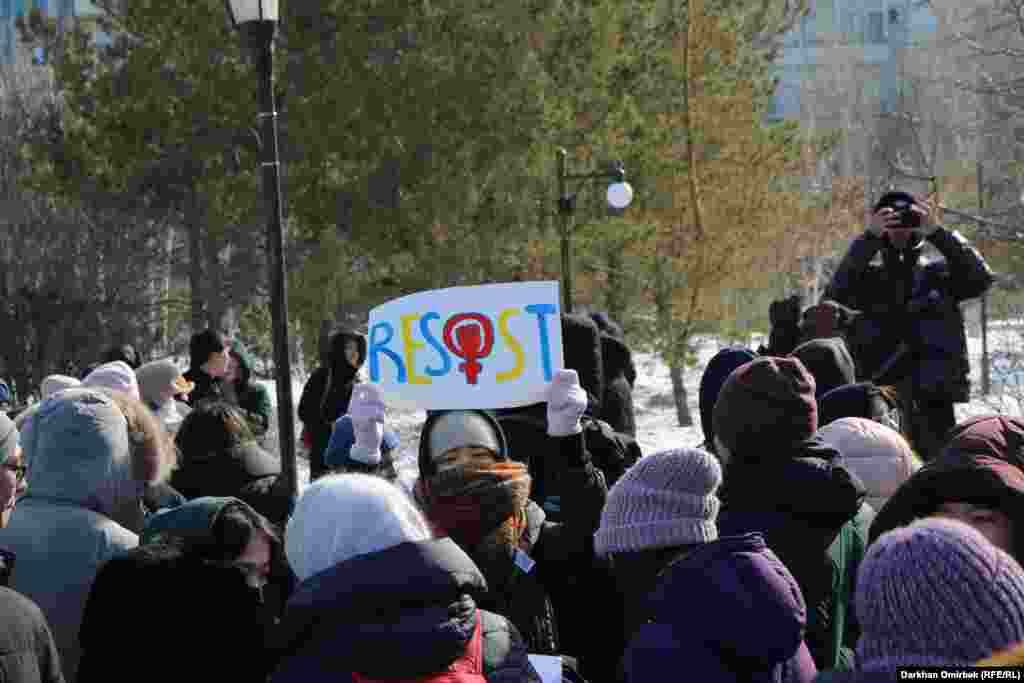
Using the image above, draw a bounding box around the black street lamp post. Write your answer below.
[225,0,298,509]
[556,147,634,313]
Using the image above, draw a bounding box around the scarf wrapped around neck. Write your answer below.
[418,461,532,551]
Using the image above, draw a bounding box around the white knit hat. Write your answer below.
[595,448,722,556]
[285,473,433,581]
[816,417,921,512]
[83,361,140,400]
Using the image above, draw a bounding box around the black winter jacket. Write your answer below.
[269,539,540,683]
[597,334,637,436]
[823,228,993,402]
[298,330,367,480]
[481,429,613,678]
[78,544,271,683]
[170,440,291,527]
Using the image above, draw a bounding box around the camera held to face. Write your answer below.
[874,191,924,248]
[885,197,923,229]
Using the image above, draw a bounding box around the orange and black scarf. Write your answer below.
[418,461,531,551]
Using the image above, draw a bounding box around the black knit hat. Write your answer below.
[189,330,226,370]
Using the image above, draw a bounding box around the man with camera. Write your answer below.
[823,191,994,460]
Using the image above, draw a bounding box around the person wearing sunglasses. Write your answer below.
[0,413,63,682]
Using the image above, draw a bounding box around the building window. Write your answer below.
[841,10,863,44]
[889,8,900,24]
[868,11,885,43]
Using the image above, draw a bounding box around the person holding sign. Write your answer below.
[412,369,607,667]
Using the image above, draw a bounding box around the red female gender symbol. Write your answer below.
[442,313,495,385]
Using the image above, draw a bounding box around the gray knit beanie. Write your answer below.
[594,448,721,556]
[857,517,1024,671]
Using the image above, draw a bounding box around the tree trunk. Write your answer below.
[188,187,205,333]
[319,318,332,367]
[669,361,693,427]
[204,235,228,332]
[605,244,626,327]
[652,254,695,427]
[163,225,175,350]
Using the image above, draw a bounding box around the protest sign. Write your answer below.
[366,281,564,410]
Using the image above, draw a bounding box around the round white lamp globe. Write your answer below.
[607,182,634,210]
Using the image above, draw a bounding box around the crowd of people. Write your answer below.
[0,192,1022,682]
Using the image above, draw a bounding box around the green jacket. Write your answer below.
[813,502,874,671]
[230,341,272,437]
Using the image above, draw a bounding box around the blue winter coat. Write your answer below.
[622,533,817,683]
[823,228,993,402]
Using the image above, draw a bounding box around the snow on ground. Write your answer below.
[259,326,1023,494]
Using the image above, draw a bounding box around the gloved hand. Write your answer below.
[546,369,587,437]
[348,384,386,465]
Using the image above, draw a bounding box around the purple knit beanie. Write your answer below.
[594,448,721,556]
[857,517,1024,671]
[712,356,818,459]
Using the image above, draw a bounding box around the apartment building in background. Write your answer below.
[768,0,946,189]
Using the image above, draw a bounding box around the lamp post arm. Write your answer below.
[563,171,623,182]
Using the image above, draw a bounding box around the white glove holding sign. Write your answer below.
[546,369,587,437]
[348,384,386,465]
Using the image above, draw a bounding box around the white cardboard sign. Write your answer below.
[527,655,562,683]
[366,281,564,411]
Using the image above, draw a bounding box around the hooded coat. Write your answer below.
[823,228,993,402]
[698,347,758,451]
[591,313,637,437]
[868,415,1024,562]
[596,334,637,437]
[141,496,296,625]
[622,534,817,683]
[790,338,857,398]
[417,411,609,673]
[298,330,367,480]
[229,342,273,437]
[0,389,151,681]
[717,437,865,670]
[77,543,272,683]
[269,538,540,683]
